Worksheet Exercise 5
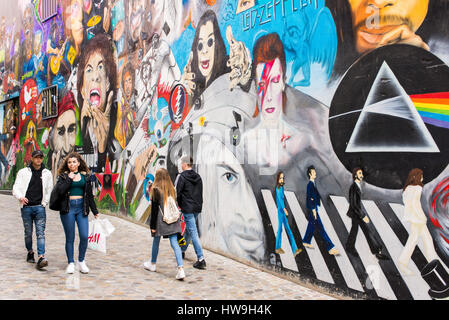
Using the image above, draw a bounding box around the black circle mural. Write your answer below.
[329,44,449,189]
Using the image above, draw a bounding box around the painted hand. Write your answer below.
[181,52,196,96]
[226,25,251,90]
[90,91,113,154]
[378,25,430,51]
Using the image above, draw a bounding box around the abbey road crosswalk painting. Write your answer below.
[260,189,448,300]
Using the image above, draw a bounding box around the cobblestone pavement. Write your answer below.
[0,194,337,300]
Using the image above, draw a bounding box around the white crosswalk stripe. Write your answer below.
[261,190,299,272]
[362,200,431,300]
[330,196,397,300]
[318,204,365,292]
[284,191,335,284]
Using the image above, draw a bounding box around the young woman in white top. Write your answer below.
[398,168,439,275]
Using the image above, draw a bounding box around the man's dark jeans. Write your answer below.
[21,205,46,256]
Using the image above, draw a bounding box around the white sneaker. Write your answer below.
[78,260,90,274]
[66,263,75,274]
[176,267,185,280]
[143,261,156,272]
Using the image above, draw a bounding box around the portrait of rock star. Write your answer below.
[47,92,81,181]
[181,10,252,108]
[76,33,119,172]
[126,0,147,65]
[64,0,86,65]
[327,0,449,80]
[115,61,138,149]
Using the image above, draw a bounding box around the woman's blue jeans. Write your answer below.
[60,199,89,264]
[151,234,183,268]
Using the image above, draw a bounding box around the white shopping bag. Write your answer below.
[99,218,115,237]
[88,219,107,253]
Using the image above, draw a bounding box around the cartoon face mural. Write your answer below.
[188,10,229,98]
[1,0,449,300]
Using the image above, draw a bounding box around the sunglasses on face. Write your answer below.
[197,38,214,52]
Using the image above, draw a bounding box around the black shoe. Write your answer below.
[193,259,206,270]
[375,253,389,260]
[27,252,35,263]
[37,257,48,269]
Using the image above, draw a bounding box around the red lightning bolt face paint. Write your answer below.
[257,59,275,113]
[256,58,284,123]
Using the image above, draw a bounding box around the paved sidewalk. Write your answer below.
[0,194,336,300]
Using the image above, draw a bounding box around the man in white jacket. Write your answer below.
[13,150,53,269]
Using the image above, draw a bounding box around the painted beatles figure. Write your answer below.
[302,166,339,255]
[345,167,389,260]
[398,168,439,275]
[275,171,302,257]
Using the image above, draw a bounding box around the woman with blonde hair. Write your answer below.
[398,168,439,275]
[143,168,185,280]
[51,152,99,274]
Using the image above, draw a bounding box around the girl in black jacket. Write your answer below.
[143,168,184,280]
[53,152,99,274]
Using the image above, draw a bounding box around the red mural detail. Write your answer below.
[19,79,39,133]
[430,178,449,231]
[429,212,443,230]
[95,156,119,204]
[257,59,275,113]
[157,82,172,104]
[441,233,449,245]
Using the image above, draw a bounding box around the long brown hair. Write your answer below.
[403,168,424,191]
[275,171,284,189]
[57,152,90,176]
[150,168,176,206]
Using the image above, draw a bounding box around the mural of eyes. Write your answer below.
[239,0,250,9]
[222,171,238,184]
[58,124,77,136]
[197,37,215,52]
[154,121,164,140]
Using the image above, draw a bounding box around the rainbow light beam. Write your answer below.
[410,92,449,129]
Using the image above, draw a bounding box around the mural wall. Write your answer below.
[1,0,449,300]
